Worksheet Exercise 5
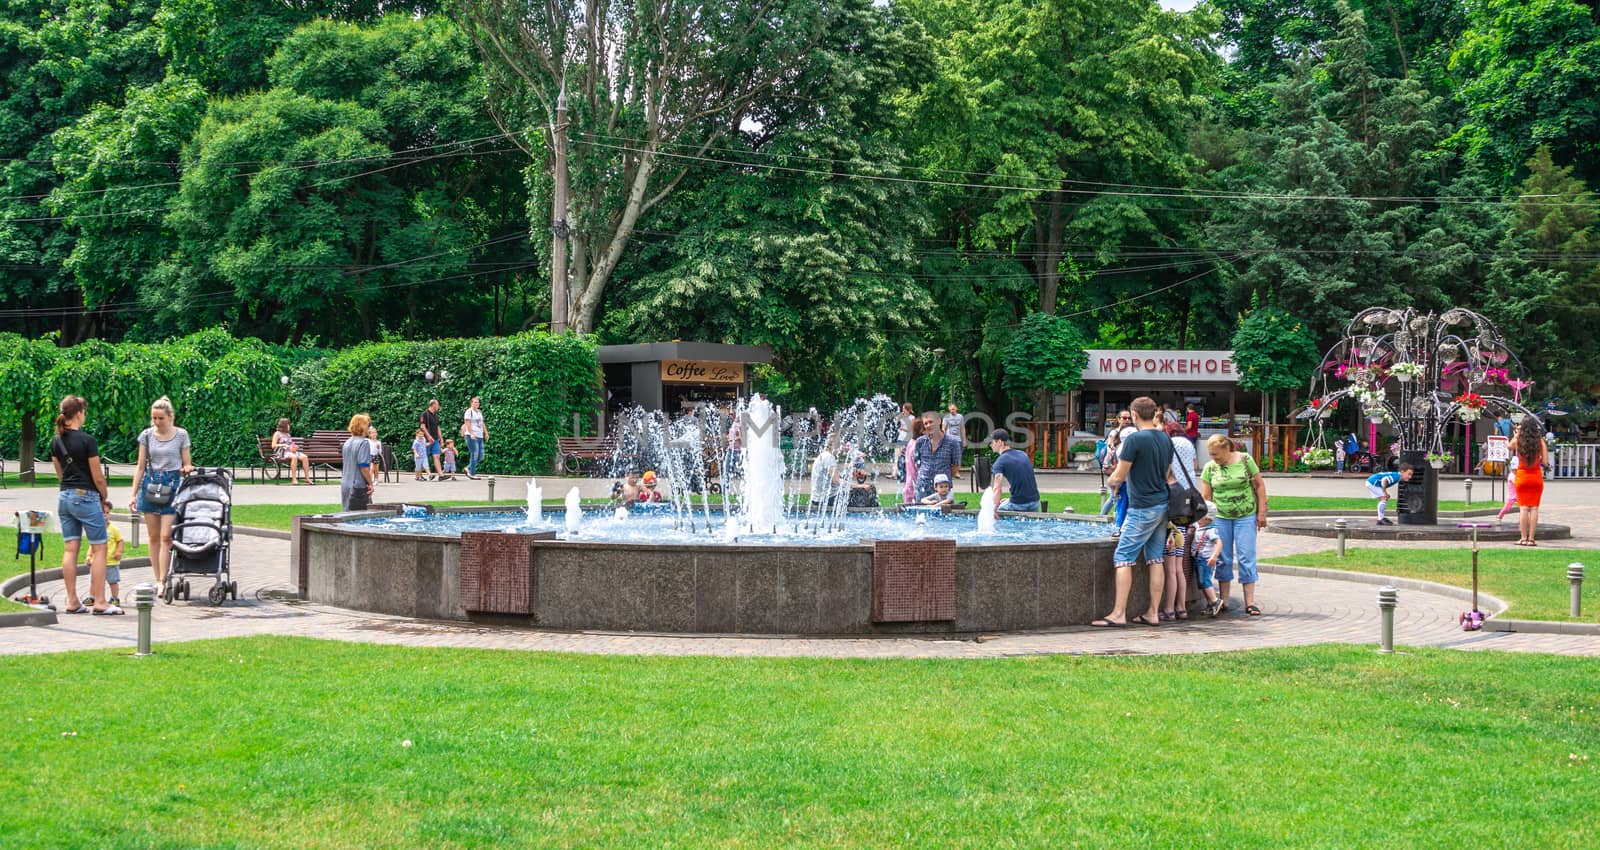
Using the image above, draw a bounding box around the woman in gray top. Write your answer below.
[128,396,194,589]
[341,413,376,511]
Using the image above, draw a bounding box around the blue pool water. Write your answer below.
[345,507,1111,546]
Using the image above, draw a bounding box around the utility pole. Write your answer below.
[550,85,571,334]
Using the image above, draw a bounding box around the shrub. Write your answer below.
[3,330,599,474]
[288,332,598,474]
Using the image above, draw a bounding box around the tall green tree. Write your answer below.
[1451,0,1600,185]
[455,0,836,334]
[596,0,932,411]
[1204,2,1451,344]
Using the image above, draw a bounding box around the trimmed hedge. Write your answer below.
[1,330,598,474]
[287,334,598,475]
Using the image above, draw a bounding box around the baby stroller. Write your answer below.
[164,467,237,605]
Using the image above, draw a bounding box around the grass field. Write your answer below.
[1275,547,1600,623]
[1,636,1596,848]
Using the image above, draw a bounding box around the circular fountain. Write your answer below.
[296,396,1129,635]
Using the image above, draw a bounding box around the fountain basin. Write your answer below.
[293,506,1163,635]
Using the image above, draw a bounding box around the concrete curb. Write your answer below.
[1259,562,1600,634]
[1,556,153,628]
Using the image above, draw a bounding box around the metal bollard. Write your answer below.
[1377,585,1398,653]
[487,476,496,502]
[133,583,157,657]
[1335,517,1349,558]
[1570,563,1585,618]
[1463,477,1473,507]
[130,511,142,548]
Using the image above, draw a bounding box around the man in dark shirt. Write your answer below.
[1092,396,1172,628]
[987,429,1039,512]
[419,399,447,480]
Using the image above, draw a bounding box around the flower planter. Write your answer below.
[1394,373,1413,383]
[1369,415,1384,424]
[1429,460,1444,470]
[1511,412,1526,424]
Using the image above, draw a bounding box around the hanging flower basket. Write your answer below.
[1390,362,1425,383]
[1455,392,1486,423]
[1425,452,1455,471]
[1511,411,1527,424]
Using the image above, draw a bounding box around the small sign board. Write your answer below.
[1485,435,1510,463]
[660,359,745,385]
[13,510,52,533]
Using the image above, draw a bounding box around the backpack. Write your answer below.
[1163,433,1208,527]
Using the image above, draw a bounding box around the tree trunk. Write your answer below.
[1036,188,1066,314]
[571,149,656,333]
[19,415,36,478]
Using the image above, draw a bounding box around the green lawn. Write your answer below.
[1275,547,1600,622]
[1,637,1596,848]
[0,595,32,613]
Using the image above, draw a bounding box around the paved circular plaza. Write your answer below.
[4,473,1598,658]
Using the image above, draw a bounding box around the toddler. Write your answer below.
[411,427,429,480]
[442,439,458,478]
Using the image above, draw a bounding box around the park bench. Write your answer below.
[556,436,617,476]
[256,430,352,482]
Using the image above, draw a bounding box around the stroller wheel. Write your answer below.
[181,580,191,601]
[162,581,174,604]
[231,581,239,600]
[207,584,225,605]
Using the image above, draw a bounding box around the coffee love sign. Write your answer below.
[660,359,746,384]
[1081,349,1238,383]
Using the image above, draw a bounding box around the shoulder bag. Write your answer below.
[141,431,176,507]
[1164,433,1208,527]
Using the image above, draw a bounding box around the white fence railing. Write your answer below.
[1549,443,1600,479]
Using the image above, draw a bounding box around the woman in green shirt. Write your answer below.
[1198,434,1270,616]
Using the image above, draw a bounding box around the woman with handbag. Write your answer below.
[129,396,194,590]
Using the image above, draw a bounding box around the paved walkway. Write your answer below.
[3,476,1597,659]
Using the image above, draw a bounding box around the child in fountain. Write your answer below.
[847,466,879,508]
[1366,464,1413,525]
[920,473,955,509]
[441,439,458,479]
[637,470,664,503]
[411,427,429,481]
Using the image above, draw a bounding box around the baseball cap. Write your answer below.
[933,473,951,485]
[987,428,1010,443]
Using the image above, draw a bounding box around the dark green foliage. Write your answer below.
[2,330,598,472]
[1002,313,1090,397]
[1230,307,1322,393]
[288,332,599,474]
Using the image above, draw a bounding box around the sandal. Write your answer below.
[91,605,125,616]
[1159,610,1175,622]
[1175,610,1189,621]
[1245,604,1262,616]
[62,604,89,614]
[1131,614,1161,627]
[1089,617,1127,628]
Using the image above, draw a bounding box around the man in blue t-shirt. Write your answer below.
[987,429,1039,512]
[1366,464,1413,525]
[1092,396,1173,628]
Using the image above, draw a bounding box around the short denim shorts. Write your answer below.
[58,490,109,545]
[1114,503,1169,567]
[105,564,122,585]
[136,469,182,516]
